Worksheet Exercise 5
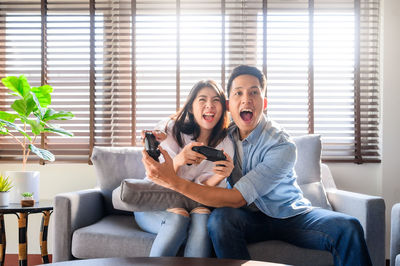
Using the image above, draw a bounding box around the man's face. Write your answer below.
[228,74,267,139]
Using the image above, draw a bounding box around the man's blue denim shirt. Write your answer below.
[228,114,312,219]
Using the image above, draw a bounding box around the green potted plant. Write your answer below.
[20,192,34,207]
[0,75,74,203]
[0,174,13,206]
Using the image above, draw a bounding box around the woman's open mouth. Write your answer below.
[240,109,253,122]
[203,113,215,122]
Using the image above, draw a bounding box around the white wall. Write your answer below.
[0,164,97,255]
[0,0,399,259]
[381,0,400,259]
[326,0,400,258]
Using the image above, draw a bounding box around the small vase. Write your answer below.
[21,196,34,207]
[0,192,10,206]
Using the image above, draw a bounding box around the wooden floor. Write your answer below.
[4,254,53,266]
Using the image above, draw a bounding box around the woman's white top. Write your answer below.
[156,119,234,188]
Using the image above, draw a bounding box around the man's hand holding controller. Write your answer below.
[144,132,161,162]
[143,129,167,162]
[141,130,167,144]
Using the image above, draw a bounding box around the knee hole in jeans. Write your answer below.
[166,208,189,217]
[190,207,211,215]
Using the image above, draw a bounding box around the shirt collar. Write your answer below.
[228,114,269,145]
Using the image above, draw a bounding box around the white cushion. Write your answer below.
[293,135,332,210]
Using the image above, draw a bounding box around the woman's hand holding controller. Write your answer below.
[212,151,234,178]
[201,151,234,187]
[173,142,206,171]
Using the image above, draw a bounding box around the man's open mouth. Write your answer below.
[240,109,253,122]
[203,113,215,122]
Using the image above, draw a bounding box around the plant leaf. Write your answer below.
[43,126,74,137]
[25,119,43,135]
[29,144,55,162]
[1,75,31,98]
[30,92,46,119]
[0,124,8,135]
[11,96,36,117]
[21,192,33,197]
[43,109,74,121]
[1,76,19,92]
[26,95,37,116]
[0,175,13,192]
[10,99,27,116]
[31,84,52,108]
[0,111,19,123]
[0,118,32,141]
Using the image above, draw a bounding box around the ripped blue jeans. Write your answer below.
[135,210,212,257]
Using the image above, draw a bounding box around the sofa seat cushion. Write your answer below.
[71,216,334,265]
[248,240,333,266]
[71,215,154,259]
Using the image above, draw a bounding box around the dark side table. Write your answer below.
[0,200,53,266]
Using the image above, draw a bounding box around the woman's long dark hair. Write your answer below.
[169,80,229,148]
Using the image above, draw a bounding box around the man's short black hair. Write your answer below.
[226,65,266,97]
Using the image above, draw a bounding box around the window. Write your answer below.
[0,0,380,163]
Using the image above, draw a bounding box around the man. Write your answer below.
[142,65,372,266]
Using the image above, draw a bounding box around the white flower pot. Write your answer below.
[6,171,40,203]
[0,192,10,206]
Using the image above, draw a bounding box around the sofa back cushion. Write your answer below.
[94,135,331,213]
[91,146,146,214]
[292,135,332,210]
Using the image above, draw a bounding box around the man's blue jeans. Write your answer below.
[207,207,372,266]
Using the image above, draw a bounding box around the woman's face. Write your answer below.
[191,86,223,132]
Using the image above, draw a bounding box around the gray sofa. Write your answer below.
[53,135,385,265]
[391,203,400,266]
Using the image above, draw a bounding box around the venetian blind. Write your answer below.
[0,0,380,163]
[0,0,92,163]
[0,1,41,162]
[257,0,380,162]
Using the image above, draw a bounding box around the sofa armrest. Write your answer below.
[391,203,400,266]
[326,189,385,266]
[52,189,105,262]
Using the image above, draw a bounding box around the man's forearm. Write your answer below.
[142,147,246,208]
[173,177,246,208]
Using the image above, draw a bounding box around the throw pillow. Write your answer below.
[114,179,203,211]
[91,146,146,214]
[292,134,332,210]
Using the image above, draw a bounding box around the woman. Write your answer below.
[135,80,234,258]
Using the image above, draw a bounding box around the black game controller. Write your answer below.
[145,132,161,162]
[192,146,226,165]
